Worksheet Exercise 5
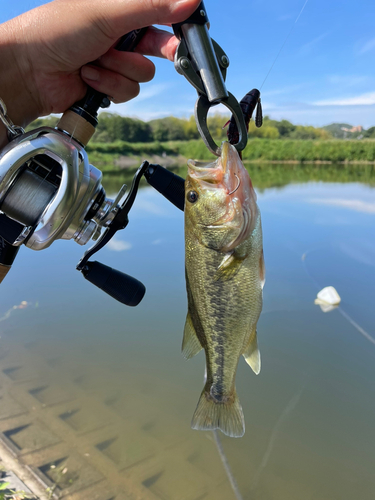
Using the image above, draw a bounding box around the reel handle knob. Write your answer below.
[82,260,145,307]
[145,164,185,212]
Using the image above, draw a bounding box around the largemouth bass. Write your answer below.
[184,141,265,438]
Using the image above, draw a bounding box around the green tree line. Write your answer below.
[28,113,366,143]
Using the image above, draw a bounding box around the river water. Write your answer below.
[0,163,374,500]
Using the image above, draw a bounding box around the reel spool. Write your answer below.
[0,126,105,250]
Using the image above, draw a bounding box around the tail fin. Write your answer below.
[191,389,245,438]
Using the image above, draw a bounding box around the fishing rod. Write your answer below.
[0,1,246,306]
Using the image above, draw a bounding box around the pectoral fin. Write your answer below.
[182,313,203,359]
[214,252,245,282]
[243,328,261,374]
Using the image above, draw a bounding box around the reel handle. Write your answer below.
[82,260,146,307]
[145,164,185,212]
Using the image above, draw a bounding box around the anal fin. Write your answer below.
[243,327,261,374]
[182,313,203,359]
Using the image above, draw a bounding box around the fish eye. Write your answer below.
[187,190,199,203]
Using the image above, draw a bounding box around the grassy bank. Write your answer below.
[87,138,375,170]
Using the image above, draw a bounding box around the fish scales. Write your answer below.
[184,141,265,438]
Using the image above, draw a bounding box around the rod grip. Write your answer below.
[144,164,185,212]
[71,28,149,119]
[0,237,19,284]
[82,261,145,307]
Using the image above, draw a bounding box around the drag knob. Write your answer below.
[81,261,145,306]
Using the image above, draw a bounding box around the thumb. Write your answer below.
[79,0,201,43]
[21,0,201,68]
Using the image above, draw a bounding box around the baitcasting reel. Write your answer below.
[0,109,185,306]
[0,1,247,306]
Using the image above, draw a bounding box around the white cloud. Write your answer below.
[359,37,375,54]
[134,83,172,103]
[299,32,329,55]
[103,102,195,122]
[309,198,375,214]
[107,238,132,252]
[135,198,168,216]
[326,75,369,88]
[255,100,375,128]
[278,14,293,21]
[262,84,304,98]
[313,91,375,106]
[100,83,188,121]
[339,241,375,267]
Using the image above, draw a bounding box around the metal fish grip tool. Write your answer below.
[144,3,253,221]
[172,1,248,156]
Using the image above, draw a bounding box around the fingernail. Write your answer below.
[81,66,100,81]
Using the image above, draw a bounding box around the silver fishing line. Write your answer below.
[2,169,56,226]
[260,0,310,90]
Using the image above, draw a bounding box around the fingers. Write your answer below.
[81,50,155,103]
[135,26,179,61]
[81,64,141,103]
[97,50,155,83]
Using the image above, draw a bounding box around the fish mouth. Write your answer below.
[187,158,216,173]
[187,142,230,174]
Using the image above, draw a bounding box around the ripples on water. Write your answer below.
[0,163,374,499]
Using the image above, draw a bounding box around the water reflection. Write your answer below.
[0,163,374,499]
[102,160,375,194]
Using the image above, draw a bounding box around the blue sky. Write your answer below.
[2,0,375,127]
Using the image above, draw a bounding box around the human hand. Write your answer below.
[0,0,200,146]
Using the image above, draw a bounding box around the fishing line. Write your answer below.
[260,0,310,90]
[200,367,244,500]
[212,430,244,500]
[250,384,305,493]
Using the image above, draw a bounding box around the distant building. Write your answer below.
[341,125,363,133]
